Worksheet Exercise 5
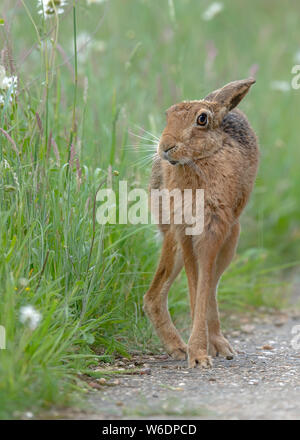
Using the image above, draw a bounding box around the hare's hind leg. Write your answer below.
[143,229,187,360]
[208,222,240,358]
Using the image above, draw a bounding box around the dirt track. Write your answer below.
[77,310,300,420]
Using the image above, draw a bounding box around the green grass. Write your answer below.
[0,0,299,418]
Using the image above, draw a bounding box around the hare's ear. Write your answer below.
[205,78,256,112]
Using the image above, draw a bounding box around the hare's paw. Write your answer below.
[168,343,187,360]
[188,347,212,369]
[208,333,234,360]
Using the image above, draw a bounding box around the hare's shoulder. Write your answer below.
[221,109,257,151]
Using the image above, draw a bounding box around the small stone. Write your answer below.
[98,378,107,385]
[140,368,151,375]
[24,411,33,419]
[248,380,259,385]
[89,381,102,390]
[208,377,217,382]
[117,361,125,366]
[157,354,169,360]
[115,401,123,406]
[274,316,288,327]
[274,321,285,327]
[134,360,145,366]
[240,324,255,334]
[113,379,120,385]
[262,344,274,350]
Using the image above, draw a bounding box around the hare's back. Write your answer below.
[221,109,258,153]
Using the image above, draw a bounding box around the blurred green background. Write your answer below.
[0,0,299,418]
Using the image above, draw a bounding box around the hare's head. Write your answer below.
[159,78,255,165]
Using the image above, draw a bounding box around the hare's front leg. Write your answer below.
[207,223,240,359]
[144,230,187,360]
[187,236,222,369]
[179,236,198,321]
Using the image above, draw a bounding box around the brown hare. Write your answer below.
[144,79,259,368]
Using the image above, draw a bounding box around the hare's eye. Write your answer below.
[197,112,208,126]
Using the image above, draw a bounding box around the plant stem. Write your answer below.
[67,2,78,168]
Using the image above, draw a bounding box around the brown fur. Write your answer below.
[144,79,259,368]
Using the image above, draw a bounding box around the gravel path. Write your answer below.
[77,310,300,420]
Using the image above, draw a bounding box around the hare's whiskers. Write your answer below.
[131,153,157,167]
[128,131,158,144]
[133,124,160,141]
[124,144,158,152]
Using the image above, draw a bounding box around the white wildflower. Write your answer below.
[0,158,20,190]
[0,65,5,86]
[202,2,224,21]
[19,278,29,287]
[2,159,10,169]
[19,306,42,331]
[0,65,17,106]
[270,80,291,92]
[38,0,68,18]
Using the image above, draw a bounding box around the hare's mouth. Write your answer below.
[163,152,178,165]
[162,145,179,165]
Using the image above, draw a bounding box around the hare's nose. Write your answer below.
[163,145,176,153]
